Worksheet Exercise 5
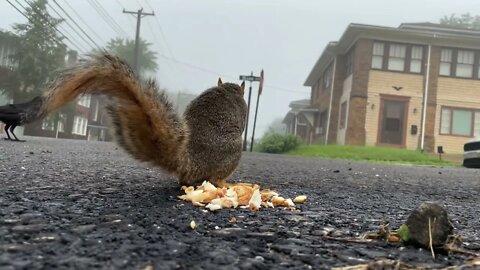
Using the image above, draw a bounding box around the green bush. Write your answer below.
[256,133,302,154]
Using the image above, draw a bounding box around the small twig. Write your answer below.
[323,236,374,244]
[428,217,435,259]
[445,243,480,257]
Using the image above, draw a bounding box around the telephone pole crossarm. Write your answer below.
[122,8,155,73]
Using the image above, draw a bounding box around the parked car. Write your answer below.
[463,137,480,168]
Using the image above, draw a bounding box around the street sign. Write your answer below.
[239,75,261,82]
[258,69,264,95]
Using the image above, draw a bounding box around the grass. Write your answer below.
[287,144,460,166]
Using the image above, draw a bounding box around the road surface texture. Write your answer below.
[0,136,479,269]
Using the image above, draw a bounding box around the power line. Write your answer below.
[157,53,306,95]
[16,0,64,44]
[60,0,106,46]
[158,53,236,80]
[113,0,136,30]
[123,8,154,72]
[47,2,97,50]
[142,0,175,58]
[50,0,102,50]
[87,0,128,37]
[55,25,87,54]
[7,0,86,54]
[143,15,173,70]
[22,0,87,53]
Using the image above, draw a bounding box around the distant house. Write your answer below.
[22,51,112,141]
[283,99,318,144]
[304,22,480,153]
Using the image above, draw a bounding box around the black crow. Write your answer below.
[0,96,43,142]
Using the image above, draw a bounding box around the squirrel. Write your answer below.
[7,53,248,186]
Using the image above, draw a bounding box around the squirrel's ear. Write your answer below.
[240,81,245,91]
[217,77,223,86]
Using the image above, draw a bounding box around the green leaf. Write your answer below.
[399,224,409,242]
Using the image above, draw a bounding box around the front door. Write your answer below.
[379,97,408,146]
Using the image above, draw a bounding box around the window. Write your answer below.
[475,112,480,137]
[78,95,91,107]
[41,115,55,131]
[297,115,307,125]
[339,101,347,129]
[92,100,99,121]
[72,116,88,136]
[410,46,423,73]
[439,49,452,76]
[319,110,328,135]
[345,49,354,76]
[322,63,333,90]
[371,42,384,69]
[456,50,474,78]
[440,108,451,134]
[57,113,67,133]
[388,44,406,71]
[372,43,426,74]
[312,80,320,100]
[440,107,475,136]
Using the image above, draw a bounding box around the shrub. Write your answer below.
[256,133,302,154]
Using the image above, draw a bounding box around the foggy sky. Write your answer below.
[0,0,479,139]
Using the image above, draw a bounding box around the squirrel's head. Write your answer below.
[217,78,245,96]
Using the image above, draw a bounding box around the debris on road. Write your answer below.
[404,201,453,249]
[190,220,197,230]
[178,181,304,211]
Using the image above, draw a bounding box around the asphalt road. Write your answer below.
[0,136,479,269]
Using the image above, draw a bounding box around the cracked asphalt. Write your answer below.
[0,136,479,269]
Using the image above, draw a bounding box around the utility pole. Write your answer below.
[250,69,264,152]
[239,72,261,151]
[123,8,154,73]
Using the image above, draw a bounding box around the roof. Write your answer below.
[288,99,311,109]
[304,22,480,86]
[399,22,480,34]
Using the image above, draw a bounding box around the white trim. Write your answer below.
[421,43,432,150]
[325,56,337,144]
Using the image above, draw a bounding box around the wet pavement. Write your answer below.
[0,136,479,269]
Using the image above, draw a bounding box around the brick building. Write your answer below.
[302,22,480,153]
[17,50,112,141]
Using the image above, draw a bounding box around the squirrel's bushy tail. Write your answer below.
[34,54,188,174]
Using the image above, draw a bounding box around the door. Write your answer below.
[379,97,408,146]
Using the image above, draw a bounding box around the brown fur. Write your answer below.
[29,53,247,185]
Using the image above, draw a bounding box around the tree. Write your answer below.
[440,13,480,30]
[102,37,158,76]
[0,0,67,103]
[266,117,287,135]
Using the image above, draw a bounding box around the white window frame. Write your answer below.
[78,95,91,108]
[72,116,88,136]
[387,44,406,72]
[456,50,474,78]
[410,46,423,73]
[371,42,384,69]
[440,107,477,137]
